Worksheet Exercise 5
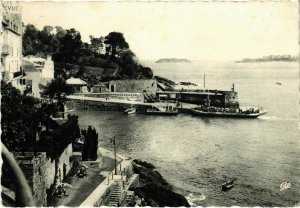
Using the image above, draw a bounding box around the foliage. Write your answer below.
[141,66,154,79]
[1,81,41,152]
[52,28,84,63]
[37,115,81,160]
[23,25,66,57]
[40,77,73,105]
[22,23,154,84]
[81,126,98,161]
[104,32,129,58]
[89,35,104,55]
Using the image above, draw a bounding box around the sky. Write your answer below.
[20,1,299,61]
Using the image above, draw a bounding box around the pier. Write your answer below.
[66,94,197,113]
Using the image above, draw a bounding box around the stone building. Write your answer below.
[1,1,24,91]
[108,79,157,93]
[66,77,88,93]
[11,143,73,206]
[22,55,55,98]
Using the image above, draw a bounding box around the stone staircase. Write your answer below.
[123,191,135,205]
[108,181,123,207]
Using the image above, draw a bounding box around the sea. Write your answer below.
[74,60,300,206]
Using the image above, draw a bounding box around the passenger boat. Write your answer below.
[191,106,267,118]
[221,180,234,191]
[146,105,178,115]
[124,107,136,115]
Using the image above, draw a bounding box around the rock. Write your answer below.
[130,160,190,207]
[133,183,190,207]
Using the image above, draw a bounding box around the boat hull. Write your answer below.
[191,109,262,118]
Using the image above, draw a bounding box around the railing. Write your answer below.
[1,144,34,206]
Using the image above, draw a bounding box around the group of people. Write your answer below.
[56,184,68,197]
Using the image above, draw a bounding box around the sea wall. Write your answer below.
[66,99,149,112]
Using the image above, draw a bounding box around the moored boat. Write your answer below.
[146,105,178,115]
[124,107,136,115]
[191,106,267,118]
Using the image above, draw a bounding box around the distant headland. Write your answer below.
[236,55,298,63]
[156,58,192,63]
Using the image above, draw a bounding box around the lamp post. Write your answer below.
[110,136,117,175]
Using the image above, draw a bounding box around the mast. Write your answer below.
[204,74,206,88]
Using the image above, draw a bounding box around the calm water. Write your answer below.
[75,61,299,206]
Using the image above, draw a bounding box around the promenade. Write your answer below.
[57,148,132,207]
[67,94,198,112]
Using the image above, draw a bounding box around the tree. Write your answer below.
[141,66,154,79]
[1,81,41,152]
[104,32,129,58]
[81,126,98,161]
[40,77,73,105]
[22,24,40,56]
[89,35,104,55]
[53,28,83,63]
[119,49,138,78]
[37,25,55,55]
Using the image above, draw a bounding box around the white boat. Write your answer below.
[124,107,136,115]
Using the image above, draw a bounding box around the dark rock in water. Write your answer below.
[133,159,155,169]
[133,183,190,207]
[132,159,170,188]
[131,160,190,207]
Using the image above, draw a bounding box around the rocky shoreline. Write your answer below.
[129,159,190,207]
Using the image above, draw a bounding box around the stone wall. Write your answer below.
[66,99,149,112]
[14,152,47,207]
[108,79,157,93]
[74,92,145,102]
[44,143,73,189]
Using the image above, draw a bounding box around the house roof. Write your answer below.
[23,57,46,63]
[66,77,87,85]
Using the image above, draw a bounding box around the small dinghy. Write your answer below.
[124,107,136,115]
[221,180,234,191]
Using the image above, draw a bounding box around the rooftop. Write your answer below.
[66,77,87,85]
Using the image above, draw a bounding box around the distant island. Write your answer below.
[156,58,192,63]
[236,55,298,63]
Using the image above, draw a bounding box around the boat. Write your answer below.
[191,83,267,118]
[124,107,136,115]
[146,105,178,115]
[222,180,234,191]
[191,106,267,118]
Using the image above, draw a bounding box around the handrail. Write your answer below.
[1,144,34,206]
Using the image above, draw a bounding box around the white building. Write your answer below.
[22,55,55,98]
[66,77,88,93]
[1,1,24,91]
